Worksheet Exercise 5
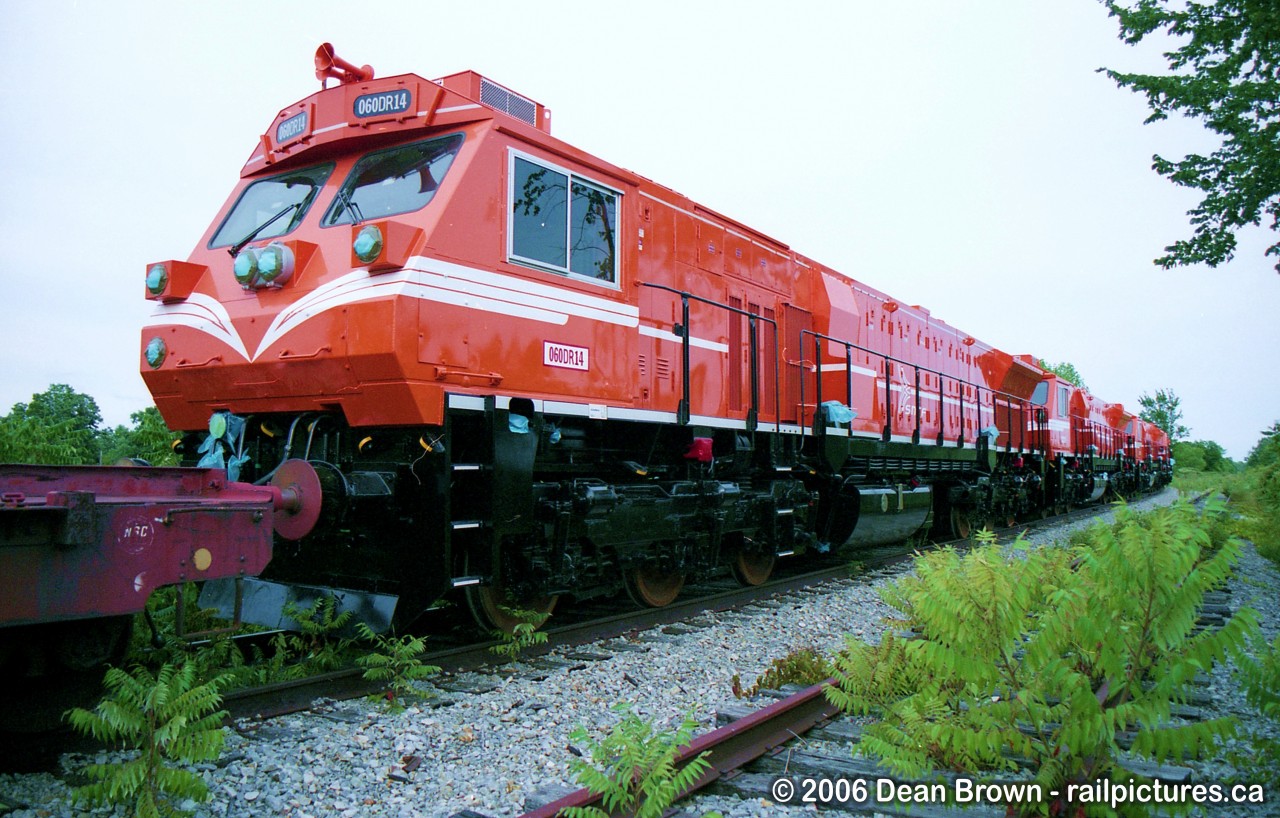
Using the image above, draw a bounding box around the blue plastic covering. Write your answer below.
[198,411,250,481]
[820,400,856,425]
[508,414,530,434]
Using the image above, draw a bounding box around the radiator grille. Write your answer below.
[480,78,537,127]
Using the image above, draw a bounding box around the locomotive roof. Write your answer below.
[242,50,1051,386]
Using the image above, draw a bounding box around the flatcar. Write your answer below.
[132,45,1169,634]
[0,461,315,726]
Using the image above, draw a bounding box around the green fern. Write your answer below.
[1238,633,1280,719]
[489,607,550,665]
[735,647,833,699]
[562,704,711,818]
[827,500,1259,816]
[355,623,441,704]
[282,596,355,671]
[1231,632,1280,790]
[65,661,227,818]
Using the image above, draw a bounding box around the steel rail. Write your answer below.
[517,679,840,818]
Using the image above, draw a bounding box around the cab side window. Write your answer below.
[510,154,618,285]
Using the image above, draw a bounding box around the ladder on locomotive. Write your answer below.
[442,406,495,586]
[442,397,540,590]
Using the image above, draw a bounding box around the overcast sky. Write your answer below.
[1,1,1275,460]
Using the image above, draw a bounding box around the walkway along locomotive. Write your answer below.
[133,45,1171,634]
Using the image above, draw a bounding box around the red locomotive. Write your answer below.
[135,45,1171,631]
[2,45,1171,660]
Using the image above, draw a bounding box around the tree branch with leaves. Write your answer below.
[1102,0,1280,272]
[1138,387,1190,441]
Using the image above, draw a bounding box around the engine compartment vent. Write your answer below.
[432,71,552,134]
[479,78,538,128]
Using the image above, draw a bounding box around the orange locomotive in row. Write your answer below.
[139,45,1170,632]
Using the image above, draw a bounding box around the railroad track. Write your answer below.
[223,559,887,723]
[0,494,1164,776]
[220,496,1097,723]
[509,489,1226,818]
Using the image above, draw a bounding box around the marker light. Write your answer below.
[146,264,168,296]
[144,259,207,302]
[233,249,260,287]
[256,242,295,286]
[353,224,384,264]
[145,336,167,368]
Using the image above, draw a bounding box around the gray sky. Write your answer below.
[1,1,1275,459]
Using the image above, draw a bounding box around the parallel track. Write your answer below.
[513,489,1195,817]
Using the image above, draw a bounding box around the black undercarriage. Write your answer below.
[191,399,1170,632]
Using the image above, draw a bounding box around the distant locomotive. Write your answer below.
[117,44,1168,635]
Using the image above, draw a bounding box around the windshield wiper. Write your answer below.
[334,188,364,226]
[228,202,302,257]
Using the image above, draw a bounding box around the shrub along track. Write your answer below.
[515,488,1232,818]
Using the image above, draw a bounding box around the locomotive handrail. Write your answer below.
[798,329,1033,453]
[1072,417,1123,461]
[638,282,781,432]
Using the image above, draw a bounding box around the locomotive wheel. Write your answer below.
[467,583,557,635]
[950,508,973,540]
[731,549,776,587]
[624,565,686,608]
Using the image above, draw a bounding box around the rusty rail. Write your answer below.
[517,679,840,818]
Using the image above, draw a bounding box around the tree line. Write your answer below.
[0,384,178,466]
[2,381,1273,476]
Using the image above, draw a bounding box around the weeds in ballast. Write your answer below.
[562,704,713,818]
[826,499,1259,817]
[65,660,227,818]
[1231,632,1280,792]
[355,623,441,707]
[489,607,549,665]
[732,647,833,699]
[280,596,355,672]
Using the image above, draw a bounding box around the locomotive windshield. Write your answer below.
[324,134,464,226]
[209,164,334,249]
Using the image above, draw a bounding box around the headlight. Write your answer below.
[353,224,384,264]
[145,336,167,368]
[256,242,295,286]
[146,264,168,296]
[233,249,260,287]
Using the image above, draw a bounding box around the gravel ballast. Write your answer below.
[3,488,1276,818]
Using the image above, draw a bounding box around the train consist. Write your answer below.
[3,46,1171,656]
